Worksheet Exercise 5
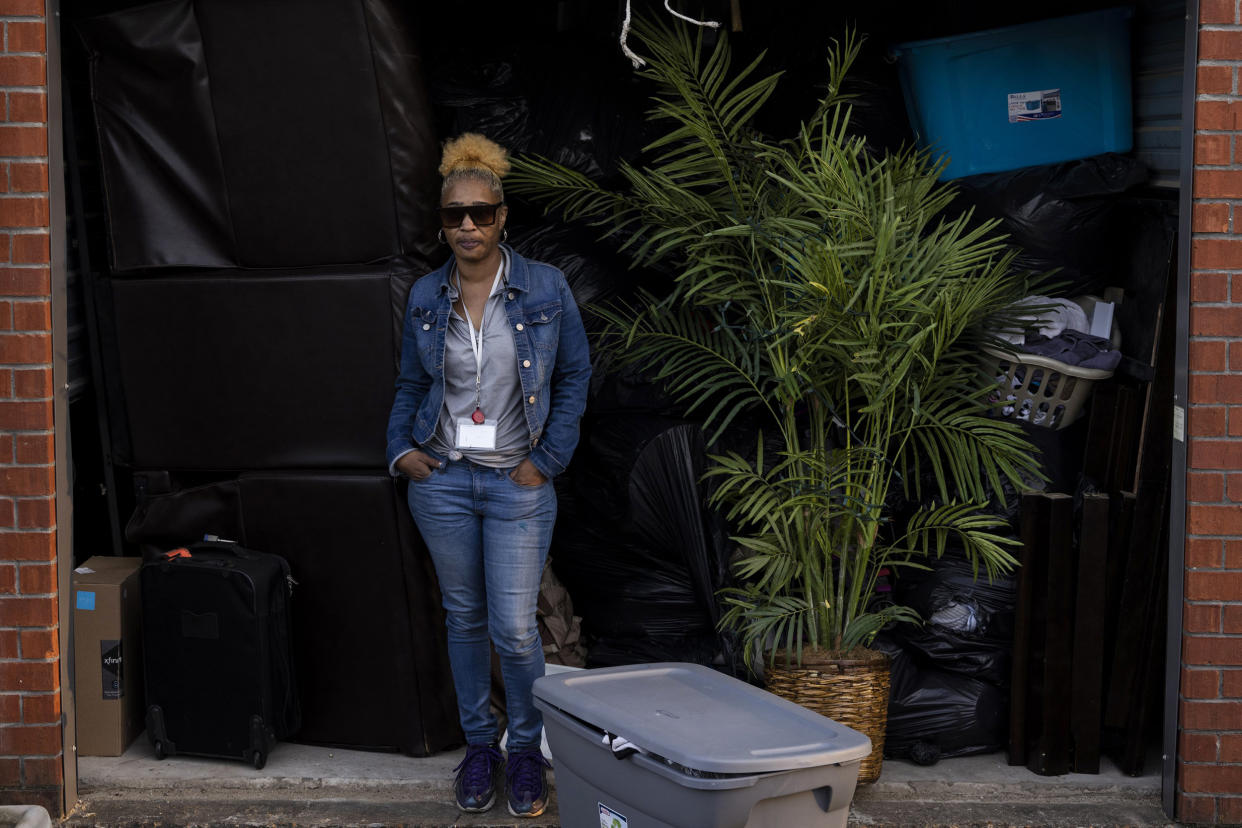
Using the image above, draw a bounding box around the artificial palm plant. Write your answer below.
[508,18,1040,670]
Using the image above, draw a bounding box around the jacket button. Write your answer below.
[507,292,515,300]
[516,323,524,331]
[422,323,431,331]
[528,395,536,404]
[523,359,531,368]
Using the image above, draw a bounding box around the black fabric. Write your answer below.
[76,0,439,271]
[76,0,235,271]
[125,472,461,755]
[238,473,460,755]
[110,267,397,470]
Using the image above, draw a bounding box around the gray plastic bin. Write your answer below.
[533,662,871,828]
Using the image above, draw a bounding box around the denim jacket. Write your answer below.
[385,246,591,480]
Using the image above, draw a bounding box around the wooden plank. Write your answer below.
[1027,493,1075,776]
[1071,493,1110,774]
[1009,492,1049,766]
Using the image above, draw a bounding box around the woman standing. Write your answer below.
[385,134,591,818]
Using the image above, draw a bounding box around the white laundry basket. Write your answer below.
[984,296,1119,430]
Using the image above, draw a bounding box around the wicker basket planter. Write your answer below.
[764,648,892,784]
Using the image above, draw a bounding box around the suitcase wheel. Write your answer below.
[153,740,167,761]
[252,750,266,770]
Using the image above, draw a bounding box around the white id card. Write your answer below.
[455,418,498,450]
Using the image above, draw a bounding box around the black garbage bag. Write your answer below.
[885,665,1008,763]
[551,414,730,668]
[952,153,1150,295]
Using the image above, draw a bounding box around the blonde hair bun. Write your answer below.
[439,133,511,179]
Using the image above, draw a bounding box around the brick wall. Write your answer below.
[1183,0,1242,823]
[0,0,61,816]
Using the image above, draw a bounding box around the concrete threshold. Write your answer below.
[70,741,1170,828]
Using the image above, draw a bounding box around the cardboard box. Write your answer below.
[72,557,144,756]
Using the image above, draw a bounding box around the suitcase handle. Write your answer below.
[190,539,261,559]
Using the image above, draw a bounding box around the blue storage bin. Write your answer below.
[891,8,1134,180]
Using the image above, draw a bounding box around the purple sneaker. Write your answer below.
[453,741,503,812]
[505,746,552,818]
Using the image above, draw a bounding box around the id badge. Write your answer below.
[455,417,498,450]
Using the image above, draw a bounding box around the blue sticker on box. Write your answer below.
[76,590,96,611]
[599,803,627,828]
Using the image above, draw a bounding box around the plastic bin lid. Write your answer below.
[532,662,872,775]
[890,6,1133,55]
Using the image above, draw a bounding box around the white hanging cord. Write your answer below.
[620,0,721,68]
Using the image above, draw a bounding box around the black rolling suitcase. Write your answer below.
[141,539,300,768]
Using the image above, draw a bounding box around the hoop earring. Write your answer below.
[436,228,446,244]
[501,228,509,243]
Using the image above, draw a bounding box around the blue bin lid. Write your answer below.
[532,662,872,775]
[890,6,1133,57]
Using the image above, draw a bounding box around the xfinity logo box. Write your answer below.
[72,556,144,756]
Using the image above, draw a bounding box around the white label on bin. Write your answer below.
[599,803,628,828]
[1008,89,1062,122]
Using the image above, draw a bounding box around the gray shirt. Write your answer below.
[422,253,529,468]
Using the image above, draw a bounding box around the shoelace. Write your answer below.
[505,748,552,799]
[454,743,502,793]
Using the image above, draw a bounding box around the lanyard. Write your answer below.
[456,259,506,419]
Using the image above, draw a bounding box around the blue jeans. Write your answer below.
[408,458,556,750]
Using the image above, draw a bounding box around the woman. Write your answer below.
[385,133,591,818]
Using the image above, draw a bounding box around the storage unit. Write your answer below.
[533,663,871,828]
[71,557,144,756]
[892,7,1134,179]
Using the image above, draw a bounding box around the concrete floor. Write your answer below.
[69,737,1171,827]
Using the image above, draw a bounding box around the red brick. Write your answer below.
[1231,342,1242,372]
[0,563,13,594]
[1179,793,1218,824]
[0,694,16,723]
[1225,606,1242,635]
[18,627,53,659]
[1191,406,1228,437]
[0,528,54,559]
[6,21,45,54]
[0,659,56,693]
[1192,271,1230,302]
[11,234,47,265]
[1186,602,1222,633]
[15,498,51,529]
[0,724,59,756]
[0,267,47,295]
[1182,730,1219,761]
[0,55,45,87]
[0,498,11,528]
[0,399,51,429]
[0,758,17,788]
[1201,0,1239,23]
[1231,414,1242,438]
[0,332,49,364]
[0,630,15,658]
[0,594,52,626]
[0,433,11,462]
[1194,200,1231,232]
[11,300,48,332]
[1184,666,1223,696]
[0,301,10,330]
[9,164,46,194]
[1189,537,1225,568]
[1183,763,1242,794]
[1192,306,1242,338]
[1190,437,1242,469]
[1185,636,1242,666]
[13,367,48,397]
[1228,473,1242,500]
[7,91,44,123]
[1189,471,1226,501]
[0,127,46,158]
[1197,97,1242,129]
[1190,504,1242,535]
[21,756,61,787]
[14,434,50,465]
[1187,570,1242,601]
[1227,540,1242,568]
[1198,66,1235,97]
[19,694,57,726]
[17,562,51,594]
[0,197,48,227]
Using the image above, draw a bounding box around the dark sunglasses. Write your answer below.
[438,201,504,229]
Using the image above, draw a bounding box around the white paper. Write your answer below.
[455,419,498,450]
[1090,301,1115,339]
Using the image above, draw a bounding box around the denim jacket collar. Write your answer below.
[433,245,529,296]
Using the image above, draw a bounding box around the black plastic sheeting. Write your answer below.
[877,551,1018,762]
[75,0,440,271]
[551,415,733,669]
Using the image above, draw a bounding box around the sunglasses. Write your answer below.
[438,201,504,229]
